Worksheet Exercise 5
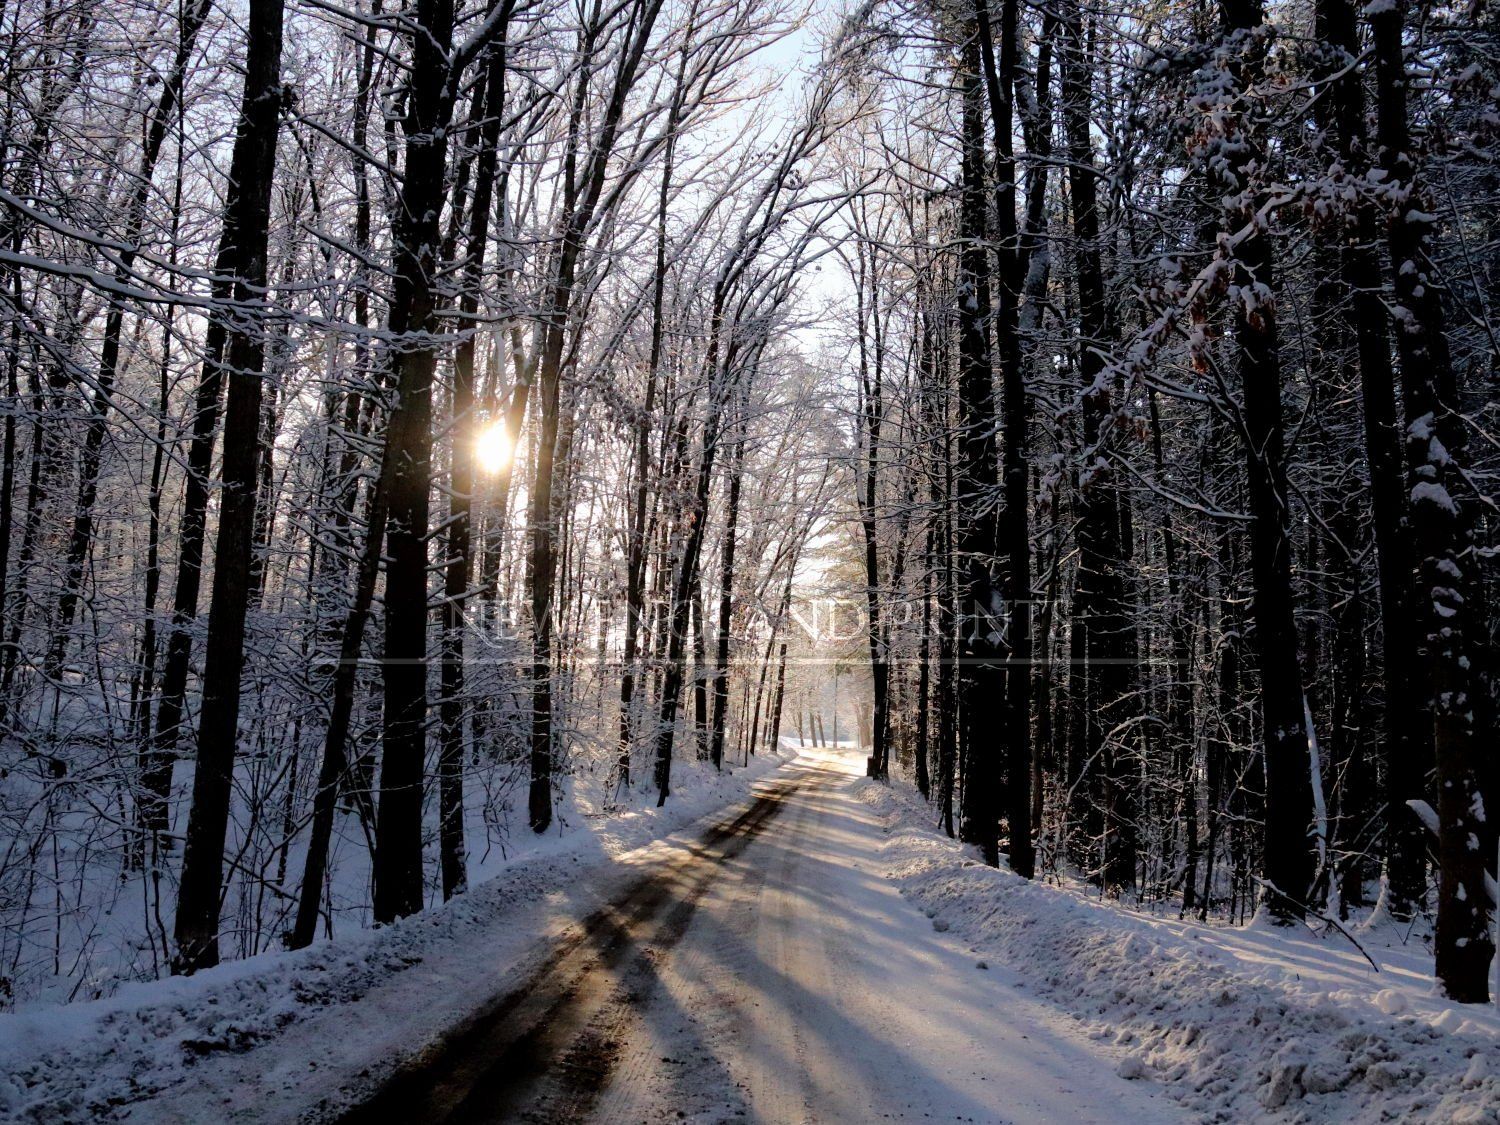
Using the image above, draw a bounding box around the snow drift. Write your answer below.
[853,776,1500,1124]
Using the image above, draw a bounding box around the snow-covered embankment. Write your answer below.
[0,746,800,1122]
[852,777,1500,1124]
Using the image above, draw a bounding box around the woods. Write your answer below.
[0,0,1494,1022]
[826,0,1498,1004]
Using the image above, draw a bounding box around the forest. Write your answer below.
[0,0,1496,1088]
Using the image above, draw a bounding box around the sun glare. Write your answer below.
[476,422,513,474]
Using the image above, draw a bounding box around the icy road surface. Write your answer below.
[344,751,1181,1124]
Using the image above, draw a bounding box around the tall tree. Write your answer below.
[1214,0,1316,921]
[953,12,1003,867]
[1371,0,1493,1000]
[529,0,667,829]
[172,0,287,973]
[439,11,514,904]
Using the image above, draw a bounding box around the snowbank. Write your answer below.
[852,777,1500,1124]
[0,746,799,1122]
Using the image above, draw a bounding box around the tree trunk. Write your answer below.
[691,570,710,761]
[977,0,1035,877]
[1218,0,1316,923]
[653,414,720,801]
[1061,0,1135,891]
[369,0,465,925]
[1372,0,1492,999]
[709,429,744,770]
[530,0,665,828]
[769,640,789,752]
[1311,0,1430,919]
[1149,391,1198,910]
[953,19,1004,867]
[853,236,889,782]
[172,0,286,973]
[617,80,683,789]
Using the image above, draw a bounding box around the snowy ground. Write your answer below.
[854,760,1500,1124]
[0,746,801,1122]
[555,749,1185,1124]
[342,746,1183,1123]
[5,742,1495,1123]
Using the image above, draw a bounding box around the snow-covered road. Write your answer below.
[8,746,1493,1123]
[348,749,1181,1123]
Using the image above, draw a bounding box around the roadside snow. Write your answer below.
[852,775,1500,1124]
[583,747,1185,1125]
[0,746,799,1123]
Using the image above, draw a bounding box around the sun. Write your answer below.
[475,421,513,474]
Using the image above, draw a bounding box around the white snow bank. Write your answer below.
[852,777,1500,1124]
[0,746,799,1122]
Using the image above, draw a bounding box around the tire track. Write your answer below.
[337,776,802,1124]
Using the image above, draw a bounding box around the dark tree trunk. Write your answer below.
[531,0,664,828]
[1200,463,1242,918]
[1312,0,1430,919]
[977,0,1034,877]
[129,286,175,864]
[915,521,933,800]
[937,430,958,839]
[709,430,744,770]
[768,640,789,752]
[439,29,511,902]
[1329,496,1370,915]
[653,404,722,802]
[1061,0,1135,891]
[854,237,889,782]
[1217,0,1316,923]
[617,82,683,789]
[0,291,16,717]
[953,20,1003,867]
[1149,391,1198,911]
[369,0,465,925]
[286,20,393,938]
[1372,0,1492,1000]
[172,0,285,973]
[691,569,710,761]
[289,417,396,948]
[0,367,48,713]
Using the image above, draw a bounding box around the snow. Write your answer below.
[852,766,1500,1124]
[1408,798,1441,835]
[0,745,800,1121]
[7,741,1496,1123]
[572,746,1184,1124]
[1411,479,1458,514]
[1117,1053,1148,1079]
[1374,988,1410,1015]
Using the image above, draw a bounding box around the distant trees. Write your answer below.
[0,0,848,999]
[825,0,1496,1001]
[0,0,1492,1010]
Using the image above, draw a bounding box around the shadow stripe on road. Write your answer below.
[336,774,807,1124]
